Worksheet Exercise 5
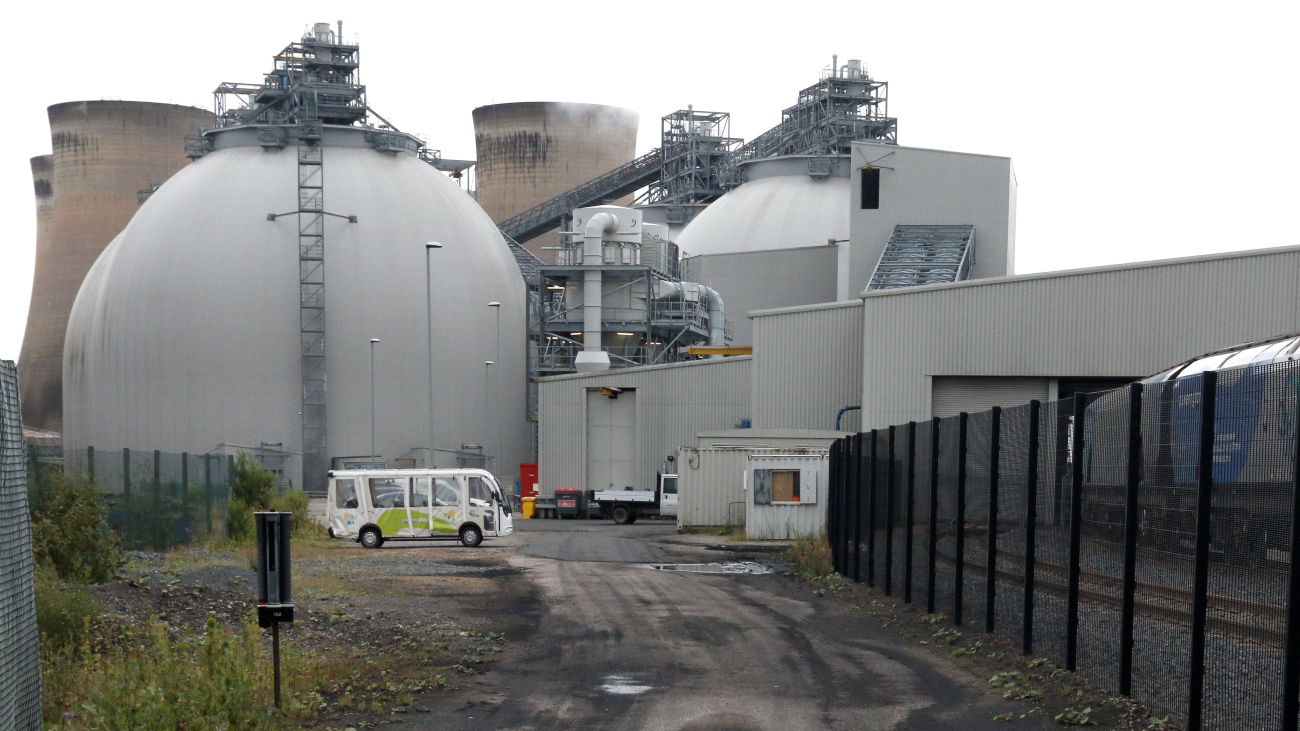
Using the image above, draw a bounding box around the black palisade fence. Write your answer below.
[828,361,1300,731]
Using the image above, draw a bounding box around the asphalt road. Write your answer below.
[395,520,1055,731]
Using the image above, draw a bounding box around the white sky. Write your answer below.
[1,1,1297,361]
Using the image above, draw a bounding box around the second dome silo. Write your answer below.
[19,101,213,434]
[473,102,638,258]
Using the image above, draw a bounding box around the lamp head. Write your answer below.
[425,242,443,249]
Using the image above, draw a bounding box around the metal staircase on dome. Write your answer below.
[866,225,976,291]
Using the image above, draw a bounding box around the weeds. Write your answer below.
[30,472,123,583]
[782,531,833,580]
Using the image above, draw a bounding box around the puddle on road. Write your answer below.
[649,562,770,575]
[600,674,653,695]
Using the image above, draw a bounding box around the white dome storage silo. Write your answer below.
[62,124,528,490]
[674,155,850,256]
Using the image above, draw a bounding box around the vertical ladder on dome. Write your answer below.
[297,100,328,493]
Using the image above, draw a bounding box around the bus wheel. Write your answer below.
[612,506,632,525]
[460,524,483,548]
[360,526,383,549]
[328,527,335,539]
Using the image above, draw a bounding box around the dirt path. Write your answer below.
[384,520,1058,730]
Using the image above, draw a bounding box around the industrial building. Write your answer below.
[534,135,1300,532]
[18,101,214,434]
[60,24,528,493]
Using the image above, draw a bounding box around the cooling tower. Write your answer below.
[63,124,528,491]
[473,102,638,257]
[19,101,213,434]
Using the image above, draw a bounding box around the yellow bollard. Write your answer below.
[521,496,536,519]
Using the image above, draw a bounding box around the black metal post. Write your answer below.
[1120,384,1144,695]
[1066,393,1086,671]
[955,412,968,626]
[928,417,940,614]
[153,450,162,550]
[181,453,190,544]
[1024,400,1041,656]
[905,421,917,604]
[1187,371,1217,731]
[830,441,840,573]
[885,425,896,596]
[867,430,878,587]
[205,454,213,537]
[123,448,131,545]
[1282,374,1300,731]
[272,620,282,708]
[986,407,1001,634]
[835,440,845,575]
[852,434,865,582]
[88,446,95,483]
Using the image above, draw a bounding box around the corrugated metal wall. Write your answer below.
[745,454,829,539]
[861,246,1300,428]
[676,447,749,528]
[931,376,1051,417]
[751,301,863,431]
[537,357,751,499]
[0,361,41,730]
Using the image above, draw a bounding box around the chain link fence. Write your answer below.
[827,360,1300,731]
[1,361,41,730]
[38,447,237,551]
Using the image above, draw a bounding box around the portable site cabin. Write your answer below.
[746,452,829,540]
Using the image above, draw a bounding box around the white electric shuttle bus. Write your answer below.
[326,469,513,548]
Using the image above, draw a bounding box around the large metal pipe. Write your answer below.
[574,212,619,372]
[653,279,727,350]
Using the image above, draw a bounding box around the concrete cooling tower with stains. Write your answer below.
[473,102,638,258]
[19,101,214,434]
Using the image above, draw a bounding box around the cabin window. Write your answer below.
[860,167,880,209]
[335,479,358,509]
[411,477,432,507]
[434,477,461,507]
[369,478,407,508]
[754,469,801,504]
[467,476,493,507]
[662,476,678,495]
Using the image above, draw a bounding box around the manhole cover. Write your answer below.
[649,562,770,574]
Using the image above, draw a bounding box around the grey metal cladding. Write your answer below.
[860,245,1300,429]
[537,357,751,499]
[751,301,864,432]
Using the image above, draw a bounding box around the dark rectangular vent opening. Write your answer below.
[860,167,880,209]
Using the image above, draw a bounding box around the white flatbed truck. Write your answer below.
[593,473,677,524]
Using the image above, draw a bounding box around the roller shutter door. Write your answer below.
[931,377,1051,418]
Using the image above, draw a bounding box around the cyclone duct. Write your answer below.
[19,101,213,434]
[473,102,638,258]
[62,124,528,491]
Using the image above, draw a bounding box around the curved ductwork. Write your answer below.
[654,279,727,352]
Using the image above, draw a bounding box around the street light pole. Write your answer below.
[488,302,501,475]
[369,338,381,465]
[484,361,494,470]
[425,243,443,468]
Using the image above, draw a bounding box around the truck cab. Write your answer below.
[593,473,678,524]
[327,468,513,548]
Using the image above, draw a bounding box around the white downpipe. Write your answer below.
[575,212,619,372]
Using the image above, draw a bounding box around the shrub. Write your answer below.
[33,569,100,650]
[270,489,325,537]
[783,530,834,580]
[226,498,254,544]
[231,452,276,511]
[30,472,123,583]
